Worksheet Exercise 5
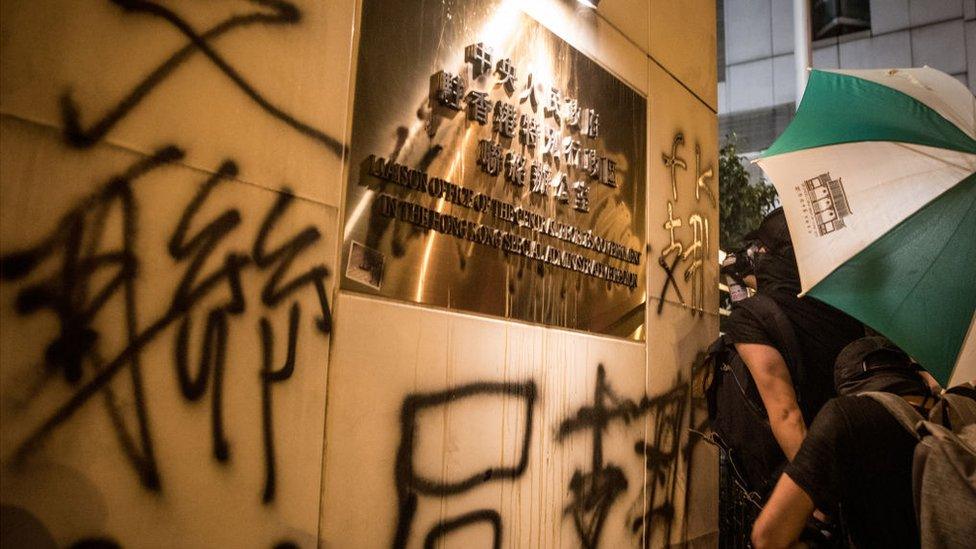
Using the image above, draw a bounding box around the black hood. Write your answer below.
[749,207,802,299]
[834,336,928,397]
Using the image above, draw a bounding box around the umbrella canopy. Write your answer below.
[756,67,976,387]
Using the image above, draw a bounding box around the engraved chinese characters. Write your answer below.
[433,70,466,110]
[658,132,715,315]
[342,8,647,338]
[461,42,612,214]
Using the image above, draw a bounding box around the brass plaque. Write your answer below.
[341,0,647,339]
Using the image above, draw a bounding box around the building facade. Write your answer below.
[720,0,976,154]
[0,1,720,548]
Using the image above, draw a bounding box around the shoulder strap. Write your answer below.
[946,384,976,400]
[917,421,976,449]
[704,336,731,421]
[932,393,976,431]
[859,391,924,438]
[737,294,805,388]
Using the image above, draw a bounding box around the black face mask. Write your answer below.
[836,371,929,398]
[835,345,929,397]
[755,248,801,298]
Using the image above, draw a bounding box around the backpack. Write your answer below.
[705,293,806,499]
[930,385,976,431]
[860,391,976,548]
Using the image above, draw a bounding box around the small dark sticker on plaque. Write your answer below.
[346,241,385,290]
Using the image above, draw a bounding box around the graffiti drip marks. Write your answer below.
[59,0,343,155]
[393,381,537,548]
[260,302,299,504]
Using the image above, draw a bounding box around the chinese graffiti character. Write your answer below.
[505,151,526,186]
[519,114,539,148]
[662,133,687,201]
[581,149,599,178]
[0,147,333,501]
[433,70,465,110]
[47,1,342,155]
[477,139,503,176]
[0,148,180,490]
[393,381,537,549]
[492,101,518,138]
[465,42,493,78]
[562,136,581,168]
[251,189,333,502]
[682,214,709,315]
[556,365,631,549]
[529,161,551,195]
[544,87,562,122]
[495,58,517,94]
[599,157,617,188]
[661,201,683,260]
[657,134,715,314]
[657,200,686,309]
[582,109,599,138]
[563,98,580,128]
[695,144,716,205]
[465,91,491,125]
[573,180,590,213]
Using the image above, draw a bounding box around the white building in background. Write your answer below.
[719,0,976,155]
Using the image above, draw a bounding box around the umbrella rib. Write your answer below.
[891,142,976,172]
[888,186,976,330]
[970,93,976,140]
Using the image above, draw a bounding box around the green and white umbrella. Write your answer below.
[756,67,975,387]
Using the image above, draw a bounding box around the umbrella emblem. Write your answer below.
[802,172,852,236]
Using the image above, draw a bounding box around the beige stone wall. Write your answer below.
[0,1,717,548]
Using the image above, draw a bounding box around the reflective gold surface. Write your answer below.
[341,0,647,339]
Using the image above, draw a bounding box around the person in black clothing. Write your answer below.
[725,207,863,460]
[751,337,932,549]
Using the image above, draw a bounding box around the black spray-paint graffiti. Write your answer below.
[630,368,709,548]
[422,509,502,549]
[393,381,537,548]
[0,145,332,503]
[389,359,709,548]
[61,0,343,156]
[555,365,632,548]
[656,254,684,315]
[656,133,713,317]
[2,0,345,515]
[558,362,709,548]
[66,537,299,549]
